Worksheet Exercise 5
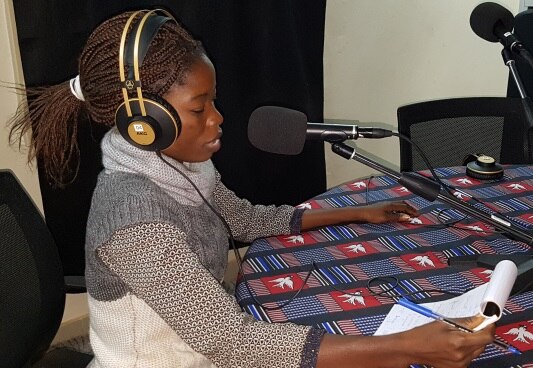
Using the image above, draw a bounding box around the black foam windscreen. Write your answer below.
[248,106,308,155]
[470,2,514,42]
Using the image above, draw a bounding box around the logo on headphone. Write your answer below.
[125,80,135,90]
[133,123,148,135]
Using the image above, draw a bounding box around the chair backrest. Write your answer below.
[0,170,65,368]
[397,97,531,172]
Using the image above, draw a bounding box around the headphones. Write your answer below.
[115,9,181,151]
[463,153,504,180]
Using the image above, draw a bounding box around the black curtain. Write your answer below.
[13,0,327,276]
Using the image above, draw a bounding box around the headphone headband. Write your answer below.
[119,9,177,117]
[115,9,181,151]
[118,10,143,117]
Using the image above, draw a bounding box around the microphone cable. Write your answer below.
[309,263,464,303]
[391,132,455,197]
[360,174,467,230]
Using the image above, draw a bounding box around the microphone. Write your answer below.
[248,106,393,155]
[470,2,532,60]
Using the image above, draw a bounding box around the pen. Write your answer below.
[397,297,522,355]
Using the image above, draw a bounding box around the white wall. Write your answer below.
[0,0,42,210]
[520,0,533,11]
[324,0,519,188]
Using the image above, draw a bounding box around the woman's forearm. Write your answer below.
[300,207,367,231]
[300,201,417,231]
[316,319,495,368]
[317,333,411,368]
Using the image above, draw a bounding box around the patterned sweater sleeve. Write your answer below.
[213,171,305,242]
[97,222,324,368]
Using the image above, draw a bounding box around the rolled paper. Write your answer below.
[474,260,518,331]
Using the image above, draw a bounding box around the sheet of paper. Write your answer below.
[374,260,518,336]
[374,284,488,336]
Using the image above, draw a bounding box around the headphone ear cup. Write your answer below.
[144,93,182,145]
[465,155,504,180]
[465,166,503,180]
[115,94,181,151]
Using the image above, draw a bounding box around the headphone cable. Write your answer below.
[156,151,312,310]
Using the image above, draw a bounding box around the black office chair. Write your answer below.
[0,169,92,368]
[397,97,532,172]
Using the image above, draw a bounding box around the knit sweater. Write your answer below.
[85,129,324,367]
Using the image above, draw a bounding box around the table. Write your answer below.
[235,165,533,368]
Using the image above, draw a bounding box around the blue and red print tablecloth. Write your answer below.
[235,166,533,368]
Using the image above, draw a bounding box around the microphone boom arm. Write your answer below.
[331,142,533,247]
[502,48,533,163]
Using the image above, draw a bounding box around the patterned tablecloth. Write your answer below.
[235,165,533,368]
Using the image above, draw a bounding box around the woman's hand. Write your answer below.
[361,201,418,223]
[316,316,494,368]
[401,316,495,368]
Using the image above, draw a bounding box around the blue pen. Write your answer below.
[398,297,522,355]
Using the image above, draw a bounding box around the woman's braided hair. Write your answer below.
[9,10,205,187]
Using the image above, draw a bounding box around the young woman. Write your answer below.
[10,10,494,368]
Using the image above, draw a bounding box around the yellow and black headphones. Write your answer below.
[115,9,181,151]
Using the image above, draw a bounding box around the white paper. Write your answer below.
[374,260,518,336]
[475,260,518,331]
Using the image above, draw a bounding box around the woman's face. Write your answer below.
[162,55,223,162]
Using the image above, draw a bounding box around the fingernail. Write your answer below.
[400,214,411,220]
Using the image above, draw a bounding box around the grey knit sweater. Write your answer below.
[84,129,324,368]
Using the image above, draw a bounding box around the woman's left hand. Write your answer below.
[300,201,419,231]
[361,201,418,224]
